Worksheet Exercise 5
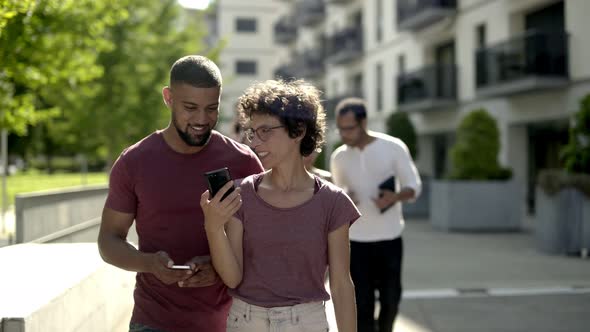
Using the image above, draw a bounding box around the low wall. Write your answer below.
[15,186,108,243]
[0,243,135,332]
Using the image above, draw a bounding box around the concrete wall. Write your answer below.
[15,186,108,243]
[0,243,135,332]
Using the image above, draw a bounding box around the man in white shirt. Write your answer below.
[330,98,421,332]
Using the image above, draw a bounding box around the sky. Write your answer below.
[177,0,211,10]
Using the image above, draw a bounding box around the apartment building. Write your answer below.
[206,0,289,136]
[268,0,590,210]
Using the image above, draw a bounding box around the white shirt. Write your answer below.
[330,131,422,242]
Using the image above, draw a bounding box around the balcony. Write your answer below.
[298,49,326,79]
[476,31,569,97]
[274,16,297,44]
[397,0,456,31]
[296,0,326,27]
[326,27,363,65]
[274,63,297,80]
[325,0,354,4]
[274,49,325,81]
[397,65,457,112]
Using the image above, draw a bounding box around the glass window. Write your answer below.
[236,60,257,75]
[236,18,257,32]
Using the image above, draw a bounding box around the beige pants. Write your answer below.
[226,298,329,332]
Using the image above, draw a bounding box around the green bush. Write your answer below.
[314,141,343,171]
[386,111,418,158]
[561,94,590,174]
[449,109,512,180]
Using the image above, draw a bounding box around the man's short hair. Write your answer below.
[170,55,222,88]
[335,97,367,123]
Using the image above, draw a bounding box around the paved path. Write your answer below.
[327,219,590,331]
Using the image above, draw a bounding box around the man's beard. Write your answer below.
[173,115,216,147]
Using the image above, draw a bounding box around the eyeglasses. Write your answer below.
[244,125,285,143]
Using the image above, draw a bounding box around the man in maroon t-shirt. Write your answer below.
[98,55,263,332]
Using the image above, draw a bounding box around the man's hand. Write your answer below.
[149,251,193,285]
[372,190,398,211]
[179,257,219,288]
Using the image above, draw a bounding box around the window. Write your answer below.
[476,24,486,49]
[376,0,383,43]
[236,18,257,32]
[398,54,406,75]
[236,60,257,75]
[376,63,383,112]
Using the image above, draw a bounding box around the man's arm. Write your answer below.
[98,207,191,284]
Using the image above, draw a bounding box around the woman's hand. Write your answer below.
[200,181,242,234]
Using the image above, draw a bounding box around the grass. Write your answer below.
[0,171,108,208]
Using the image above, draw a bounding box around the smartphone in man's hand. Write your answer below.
[204,167,234,201]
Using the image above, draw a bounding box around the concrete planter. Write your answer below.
[430,180,523,231]
[535,187,590,255]
[403,176,430,219]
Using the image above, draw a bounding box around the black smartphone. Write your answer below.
[378,175,396,213]
[204,167,235,201]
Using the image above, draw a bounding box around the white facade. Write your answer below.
[209,0,289,136]
[213,0,590,209]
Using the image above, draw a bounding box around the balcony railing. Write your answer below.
[274,49,325,81]
[296,0,326,26]
[476,31,569,97]
[397,0,456,31]
[274,16,297,44]
[326,27,363,64]
[397,64,457,112]
[325,0,354,4]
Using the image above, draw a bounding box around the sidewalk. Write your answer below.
[327,219,590,331]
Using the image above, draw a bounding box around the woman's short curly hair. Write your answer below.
[237,79,326,157]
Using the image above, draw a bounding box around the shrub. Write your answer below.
[561,94,590,174]
[538,94,590,198]
[386,111,418,158]
[449,109,512,180]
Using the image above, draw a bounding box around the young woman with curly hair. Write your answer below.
[201,79,360,332]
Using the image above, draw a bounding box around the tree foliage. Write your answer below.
[0,0,128,135]
[2,0,212,166]
[561,94,590,174]
[449,109,512,180]
[386,111,418,158]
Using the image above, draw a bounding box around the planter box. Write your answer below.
[430,180,523,231]
[535,187,590,255]
[403,177,430,219]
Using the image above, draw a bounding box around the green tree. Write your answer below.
[0,0,128,135]
[61,0,208,164]
[561,94,590,174]
[449,109,511,180]
[386,111,418,158]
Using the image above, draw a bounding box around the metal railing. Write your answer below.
[397,64,457,105]
[397,0,456,26]
[326,27,363,63]
[476,31,569,89]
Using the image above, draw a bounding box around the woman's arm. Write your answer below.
[328,223,357,332]
[205,217,243,288]
[200,182,244,288]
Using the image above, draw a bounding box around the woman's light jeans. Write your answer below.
[226,298,329,332]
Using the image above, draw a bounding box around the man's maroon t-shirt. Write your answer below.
[105,130,263,332]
